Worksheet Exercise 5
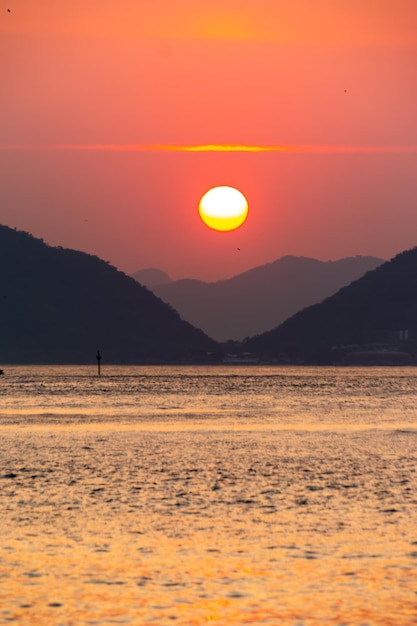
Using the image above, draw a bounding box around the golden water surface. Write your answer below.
[0,366,416,625]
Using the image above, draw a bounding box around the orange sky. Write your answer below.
[1,1,417,280]
[3,1,417,44]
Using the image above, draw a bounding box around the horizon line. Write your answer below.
[1,143,417,154]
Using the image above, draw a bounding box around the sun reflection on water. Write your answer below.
[0,366,417,624]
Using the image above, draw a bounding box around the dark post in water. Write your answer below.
[96,349,102,376]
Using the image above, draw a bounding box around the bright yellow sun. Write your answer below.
[198,186,248,232]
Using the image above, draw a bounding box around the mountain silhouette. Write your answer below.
[243,248,417,364]
[131,268,172,287]
[141,256,383,342]
[0,226,217,364]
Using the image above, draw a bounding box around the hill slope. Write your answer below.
[145,256,383,341]
[0,226,217,364]
[243,248,417,364]
[131,268,172,287]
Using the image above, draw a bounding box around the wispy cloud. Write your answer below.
[2,144,417,153]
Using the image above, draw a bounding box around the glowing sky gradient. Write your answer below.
[1,1,417,280]
[3,144,417,154]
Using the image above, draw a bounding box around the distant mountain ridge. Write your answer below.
[0,226,217,364]
[243,247,417,364]
[4,223,407,366]
[131,268,172,287]
[138,255,384,341]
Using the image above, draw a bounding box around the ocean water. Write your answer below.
[0,365,416,625]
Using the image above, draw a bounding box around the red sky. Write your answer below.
[1,1,417,281]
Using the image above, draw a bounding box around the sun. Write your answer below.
[198,186,248,232]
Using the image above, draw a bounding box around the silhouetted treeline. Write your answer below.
[0,226,217,364]
[243,248,417,364]
[143,255,383,342]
